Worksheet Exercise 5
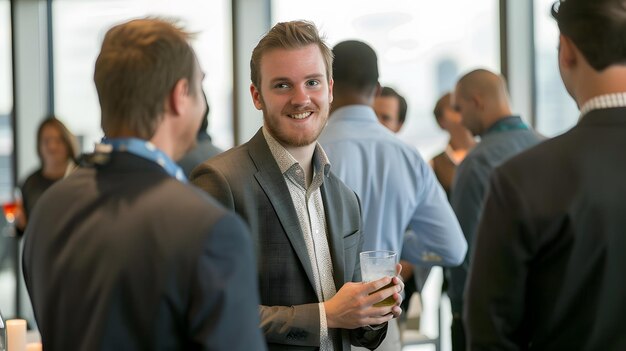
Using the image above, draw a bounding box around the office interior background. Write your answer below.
[0,0,578,348]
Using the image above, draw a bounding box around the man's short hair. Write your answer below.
[250,20,333,89]
[552,0,626,71]
[433,93,452,124]
[332,40,379,93]
[94,18,197,139]
[381,86,408,124]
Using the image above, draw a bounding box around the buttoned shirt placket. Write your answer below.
[264,128,337,351]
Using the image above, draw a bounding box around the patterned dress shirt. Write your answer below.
[263,127,337,351]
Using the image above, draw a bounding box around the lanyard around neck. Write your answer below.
[99,138,187,182]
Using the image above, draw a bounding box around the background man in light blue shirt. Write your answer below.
[319,40,467,351]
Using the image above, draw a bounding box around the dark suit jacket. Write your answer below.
[191,129,387,351]
[465,107,626,350]
[23,152,266,351]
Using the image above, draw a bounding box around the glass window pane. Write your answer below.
[53,0,233,150]
[272,0,499,159]
[534,0,578,136]
[0,0,12,202]
[0,0,16,319]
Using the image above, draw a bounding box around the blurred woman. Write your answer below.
[16,117,78,232]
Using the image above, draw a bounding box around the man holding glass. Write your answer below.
[23,18,265,350]
[192,20,403,350]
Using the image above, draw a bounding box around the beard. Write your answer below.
[260,97,328,148]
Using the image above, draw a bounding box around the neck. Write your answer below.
[482,106,513,132]
[330,91,375,114]
[448,125,475,150]
[574,65,626,108]
[284,143,316,187]
[43,161,68,179]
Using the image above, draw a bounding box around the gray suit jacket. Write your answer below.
[191,129,387,351]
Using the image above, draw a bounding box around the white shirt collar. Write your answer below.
[579,92,626,119]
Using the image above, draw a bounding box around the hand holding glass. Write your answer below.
[360,250,397,307]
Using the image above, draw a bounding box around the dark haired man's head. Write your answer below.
[552,0,626,106]
[332,40,379,97]
[552,0,626,72]
[374,87,408,133]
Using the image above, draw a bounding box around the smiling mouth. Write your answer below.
[288,112,313,120]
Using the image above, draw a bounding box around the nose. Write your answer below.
[290,85,311,107]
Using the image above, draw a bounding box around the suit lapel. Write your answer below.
[321,176,347,288]
[247,130,318,291]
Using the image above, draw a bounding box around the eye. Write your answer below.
[273,82,290,89]
[306,80,320,87]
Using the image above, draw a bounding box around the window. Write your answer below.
[53,0,233,151]
[0,0,16,318]
[534,0,578,136]
[272,0,499,159]
[0,0,12,202]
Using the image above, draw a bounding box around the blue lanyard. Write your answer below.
[486,116,529,134]
[99,138,187,183]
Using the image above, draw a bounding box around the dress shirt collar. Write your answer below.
[262,126,331,178]
[329,104,379,124]
[579,92,626,120]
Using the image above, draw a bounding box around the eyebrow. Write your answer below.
[269,73,325,84]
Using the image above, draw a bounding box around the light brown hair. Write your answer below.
[37,117,79,165]
[250,20,333,89]
[94,18,197,139]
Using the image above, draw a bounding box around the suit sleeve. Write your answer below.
[402,158,467,267]
[450,157,489,263]
[188,212,267,350]
[464,167,530,350]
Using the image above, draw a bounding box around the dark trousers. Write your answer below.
[451,313,466,351]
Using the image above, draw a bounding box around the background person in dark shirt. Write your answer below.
[16,117,78,233]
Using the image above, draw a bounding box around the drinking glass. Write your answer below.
[360,250,397,307]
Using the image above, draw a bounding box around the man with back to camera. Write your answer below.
[448,68,542,350]
[318,40,468,350]
[191,21,404,351]
[373,86,407,133]
[466,0,626,349]
[22,18,265,351]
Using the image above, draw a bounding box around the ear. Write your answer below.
[328,78,334,104]
[169,78,190,116]
[471,94,484,111]
[250,83,263,110]
[558,34,577,71]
